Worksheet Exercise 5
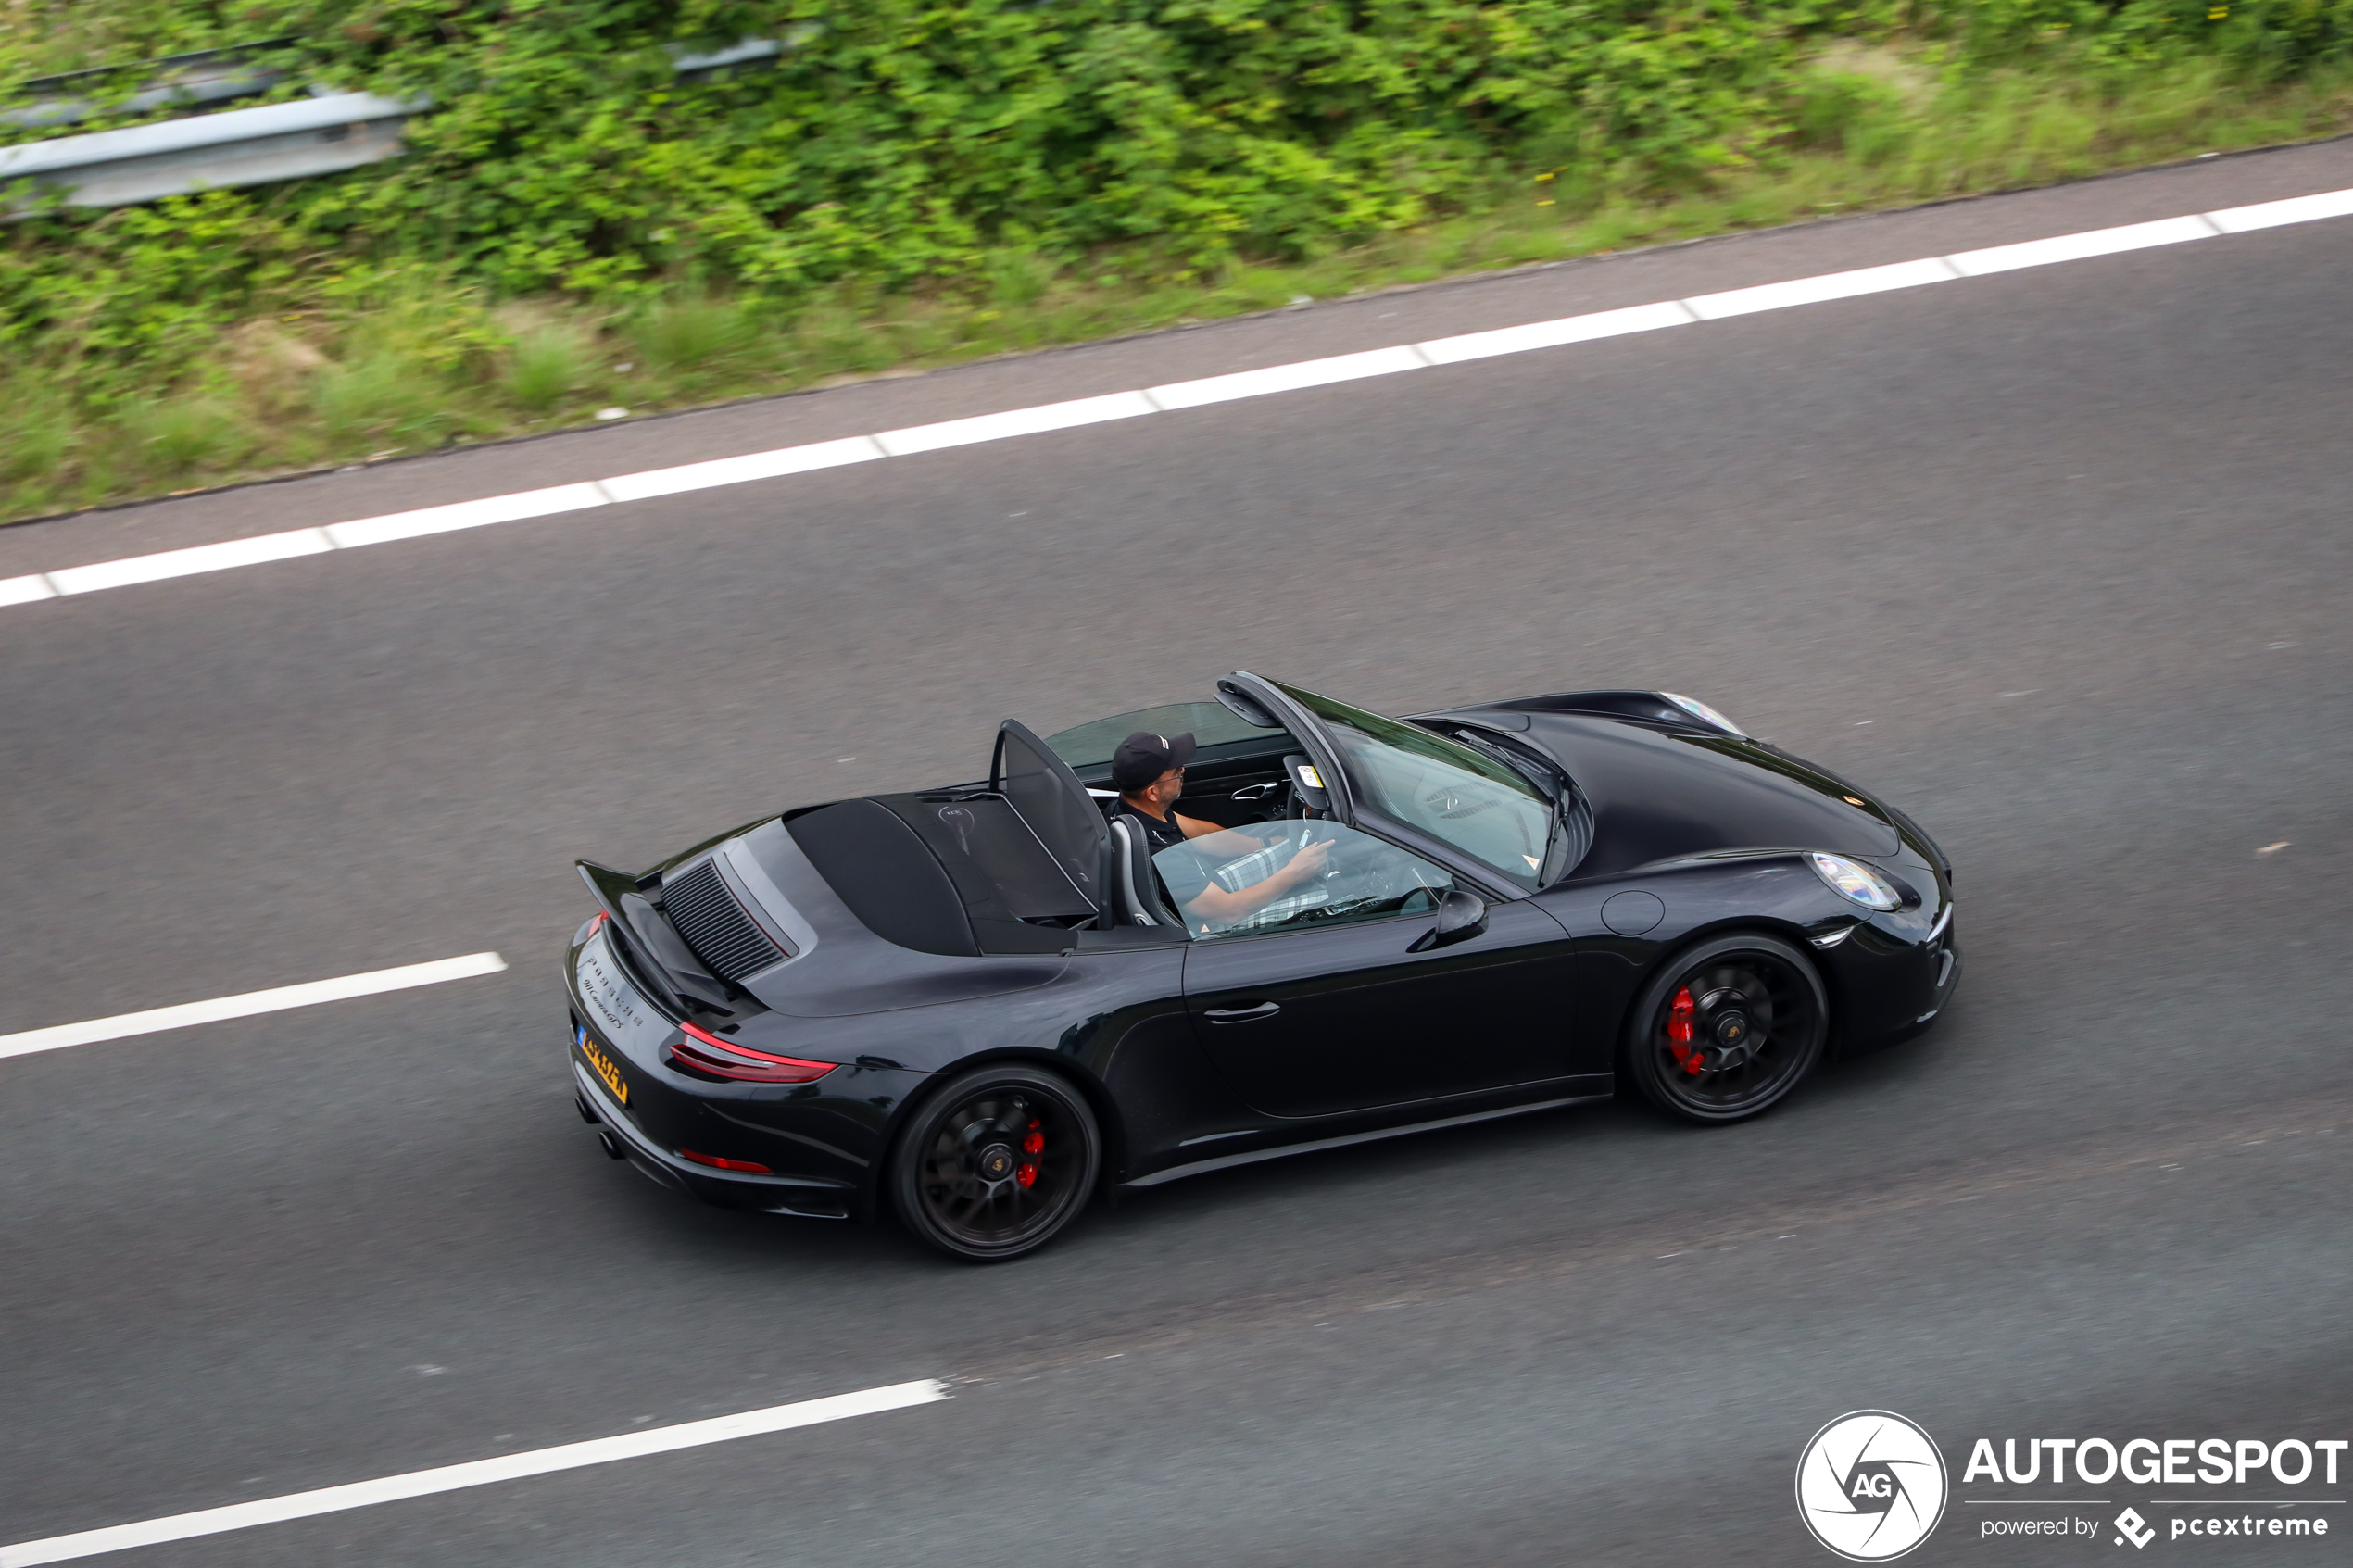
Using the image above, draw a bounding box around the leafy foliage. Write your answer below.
[1,0,2348,515]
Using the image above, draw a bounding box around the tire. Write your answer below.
[1623,933,1827,1124]
[891,1063,1101,1262]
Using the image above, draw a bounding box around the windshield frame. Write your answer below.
[1271,681,1557,894]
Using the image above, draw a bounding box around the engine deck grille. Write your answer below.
[662,859,783,982]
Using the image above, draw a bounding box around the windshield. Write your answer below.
[1276,683,1554,891]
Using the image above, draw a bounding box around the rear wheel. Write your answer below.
[891,1064,1101,1262]
[1624,934,1826,1123]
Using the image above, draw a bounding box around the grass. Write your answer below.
[4,51,2349,525]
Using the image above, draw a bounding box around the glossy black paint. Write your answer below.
[563,676,1958,1233]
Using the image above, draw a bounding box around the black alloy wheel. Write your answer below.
[1624,933,1827,1123]
[891,1063,1101,1262]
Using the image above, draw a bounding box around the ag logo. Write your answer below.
[1795,1410,1949,1561]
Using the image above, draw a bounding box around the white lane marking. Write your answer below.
[874,390,1157,456]
[0,1380,949,1566]
[6,183,2349,605]
[1416,299,1697,364]
[44,528,333,595]
[598,434,886,502]
[0,952,508,1061]
[1683,257,1960,320]
[2208,186,2353,232]
[1146,345,1429,409]
[322,483,610,548]
[1944,213,2219,276]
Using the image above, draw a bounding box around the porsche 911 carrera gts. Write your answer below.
[565,673,1958,1261]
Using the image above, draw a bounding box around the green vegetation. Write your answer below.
[3,0,2350,521]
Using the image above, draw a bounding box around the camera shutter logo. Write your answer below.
[1795,1411,1949,1561]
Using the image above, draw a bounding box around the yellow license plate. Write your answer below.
[576,1026,630,1106]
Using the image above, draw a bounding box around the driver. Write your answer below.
[1112,730,1329,928]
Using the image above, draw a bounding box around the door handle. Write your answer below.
[1230,782,1283,801]
[1202,1001,1281,1023]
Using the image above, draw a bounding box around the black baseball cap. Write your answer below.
[1112,730,1197,792]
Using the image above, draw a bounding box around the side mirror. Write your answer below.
[1408,888,1489,952]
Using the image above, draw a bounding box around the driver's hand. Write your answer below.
[1284,840,1332,884]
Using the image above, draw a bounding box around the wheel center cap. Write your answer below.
[1712,1012,1755,1064]
[976,1143,1016,1182]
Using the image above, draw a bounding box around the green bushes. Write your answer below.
[2,0,2350,519]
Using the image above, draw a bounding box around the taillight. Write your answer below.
[680,1148,773,1173]
[666,1022,837,1084]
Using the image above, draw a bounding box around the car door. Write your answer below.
[1170,822,1580,1119]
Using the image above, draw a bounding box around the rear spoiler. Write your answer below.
[575,859,723,1014]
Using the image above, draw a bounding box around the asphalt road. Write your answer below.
[4,142,2351,1566]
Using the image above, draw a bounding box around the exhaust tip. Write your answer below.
[574,1092,600,1125]
[597,1130,627,1160]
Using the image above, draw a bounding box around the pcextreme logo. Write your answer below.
[1797,1411,1951,1562]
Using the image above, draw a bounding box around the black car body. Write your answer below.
[565,672,1958,1260]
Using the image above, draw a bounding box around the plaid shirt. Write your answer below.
[1199,838,1331,933]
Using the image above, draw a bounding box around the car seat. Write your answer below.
[1105,816,1182,928]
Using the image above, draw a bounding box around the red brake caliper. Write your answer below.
[1017,1118,1043,1188]
[1668,986,1704,1075]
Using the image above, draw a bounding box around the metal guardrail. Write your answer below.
[2,44,295,132]
[0,37,786,212]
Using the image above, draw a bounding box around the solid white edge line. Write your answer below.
[6,184,2348,604]
[2206,186,2353,232]
[0,952,509,1060]
[1944,213,2218,276]
[1415,299,1697,364]
[598,434,886,503]
[0,1380,950,1567]
[1146,345,1428,410]
[0,573,57,605]
[323,483,610,548]
[44,528,333,594]
[874,390,1157,456]
[1683,257,1959,320]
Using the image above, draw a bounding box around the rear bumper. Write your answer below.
[572,1059,859,1219]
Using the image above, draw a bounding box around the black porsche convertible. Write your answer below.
[566,672,1958,1261]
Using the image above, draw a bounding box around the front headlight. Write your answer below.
[1663,692,1746,736]
[1809,852,1901,911]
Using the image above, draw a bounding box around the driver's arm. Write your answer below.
[1176,814,1265,858]
[1177,839,1331,925]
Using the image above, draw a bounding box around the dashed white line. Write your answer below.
[5,183,2347,608]
[0,951,509,1060]
[0,1379,949,1566]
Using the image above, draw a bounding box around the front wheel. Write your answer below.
[1624,934,1826,1123]
[891,1063,1101,1262]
